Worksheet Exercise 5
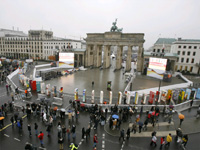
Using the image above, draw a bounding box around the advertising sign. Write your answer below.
[172,90,179,101]
[148,91,155,104]
[109,91,112,104]
[127,91,131,104]
[74,88,78,100]
[83,89,86,103]
[134,92,138,104]
[91,90,94,104]
[147,57,167,79]
[59,53,74,68]
[190,88,196,99]
[100,91,103,104]
[118,92,122,105]
[196,88,200,99]
[185,88,191,100]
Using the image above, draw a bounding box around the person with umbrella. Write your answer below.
[179,114,185,126]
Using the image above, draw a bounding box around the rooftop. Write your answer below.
[155,38,177,45]
[0,28,27,37]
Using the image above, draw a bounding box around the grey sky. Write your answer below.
[0,0,200,49]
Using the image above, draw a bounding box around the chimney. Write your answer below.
[178,38,182,41]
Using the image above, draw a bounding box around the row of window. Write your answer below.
[0,49,42,53]
[153,49,165,53]
[175,65,193,72]
[178,58,195,63]
[177,51,196,56]
[178,45,199,49]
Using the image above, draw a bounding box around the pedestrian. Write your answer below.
[6,84,9,92]
[58,137,64,150]
[176,128,183,143]
[159,137,165,150]
[165,133,172,147]
[57,124,62,138]
[62,125,66,138]
[71,125,76,140]
[82,127,85,139]
[119,129,125,141]
[86,125,91,139]
[138,122,143,133]
[66,126,71,141]
[180,118,184,126]
[34,123,38,136]
[190,99,194,107]
[131,121,137,133]
[17,120,22,136]
[143,118,149,131]
[68,111,72,124]
[126,128,130,140]
[69,143,78,150]
[25,89,28,97]
[93,134,98,148]
[27,124,32,136]
[182,134,188,148]
[38,131,44,147]
[10,116,14,127]
[150,133,157,147]
[46,124,51,137]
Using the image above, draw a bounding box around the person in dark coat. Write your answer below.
[82,127,85,139]
[58,137,64,150]
[126,128,130,140]
[119,129,125,141]
[27,124,32,136]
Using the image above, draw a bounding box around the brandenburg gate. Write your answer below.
[85,20,145,72]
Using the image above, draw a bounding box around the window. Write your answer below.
[187,51,190,55]
[178,51,180,55]
[181,58,184,63]
[178,45,181,48]
[194,46,197,49]
[183,46,186,49]
[157,49,160,52]
[185,66,188,71]
[182,51,185,55]
[177,58,179,62]
[190,67,193,72]
[186,58,189,63]
[193,52,196,56]
[191,59,194,63]
[175,65,178,71]
[180,66,183,71]
[189,46,191,49]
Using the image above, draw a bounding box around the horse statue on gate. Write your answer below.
[110,19,123,32]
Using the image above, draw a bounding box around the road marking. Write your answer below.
[14,138,20,141]
[4,134,9,137]
[102,133,105,149]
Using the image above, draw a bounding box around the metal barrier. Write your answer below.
[81,99,200,113]
[52,97,63,106]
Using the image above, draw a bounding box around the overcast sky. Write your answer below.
[0,0,200,49]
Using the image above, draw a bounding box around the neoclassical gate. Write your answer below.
[85,32,145,72]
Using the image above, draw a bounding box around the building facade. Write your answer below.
[171,38,200,74]
[0,29,85,61]
[153,38,176,53]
